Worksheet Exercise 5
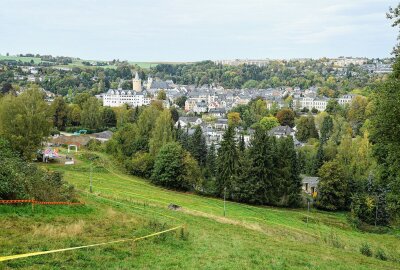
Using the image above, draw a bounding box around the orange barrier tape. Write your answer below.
[0,200,34,204]
[0,200,84,205]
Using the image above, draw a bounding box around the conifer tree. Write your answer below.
[238,134,245,152]
[276,136,302,206]
[189,125,207,167]
[216,125,238,197]
[246,128,278,204]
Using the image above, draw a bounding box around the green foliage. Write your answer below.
[316,161,348,211]
[295,115,319,142]
[360,243,372,257]
[351,178,390,226]
[80,97,102,129]
[231,129,301,206]
[216,126,238,196]
[347,96,368,135]
[276,108,295,127]
[102,106,117,128]
[128,152,155,179]
[175,96,187,108]
[0,87,51,158]
[370,77,400,219]
[258,116,279,131]
[0,138,75,201]
[157,90,167,100]
[149,110,174,156]
[151,142,201,191]
[375,248,388,261]
[320,115,333,144]
[50,96,68,130]
[325,99,342,115]
[188,125,207,167]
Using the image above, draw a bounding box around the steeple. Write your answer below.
[132,71,142,92]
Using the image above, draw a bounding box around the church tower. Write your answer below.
[132,71,142,92]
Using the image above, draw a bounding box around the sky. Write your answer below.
[0,0,398,61]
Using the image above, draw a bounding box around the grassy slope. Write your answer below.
[0,55,160,69]
[0,151,399,269]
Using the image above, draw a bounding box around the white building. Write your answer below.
[294,95,355,111]
[103,89,151,107]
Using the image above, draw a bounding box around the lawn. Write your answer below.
[0,55,42,64]
[0,151,399,269]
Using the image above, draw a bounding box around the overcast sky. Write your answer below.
[0,0,398,61]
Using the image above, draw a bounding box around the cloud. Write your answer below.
[0,0,397,61]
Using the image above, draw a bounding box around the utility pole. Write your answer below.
[375,195,378,227]
[90,162,93,193]
[307,199,310,227]
[223,187,226,217]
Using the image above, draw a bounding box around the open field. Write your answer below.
[0,55,189,69]
[0,55,42,64]
[1,151,399,269]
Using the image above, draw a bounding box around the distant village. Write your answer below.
[98,70,358,148]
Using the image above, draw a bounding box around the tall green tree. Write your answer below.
[276,136,302,207]
[151,142,188,190]
[320,115,333,144]
[50,96,68,130]
[189,125,207,167]
[216,125,238,197]
[296,115,319,142]
[102,107,117,128]
[0,87,51,158]
[245,129,278,205]
[80,97,102,129]
[276,108,295,127]
[149,110,174,156]
[316,161,349,211]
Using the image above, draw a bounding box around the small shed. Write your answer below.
[302,176,319,195]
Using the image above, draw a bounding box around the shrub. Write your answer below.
[323,231,343,249]
[360,242,372,257]
[0,138,76,201]
[375,248,388,261]
[86,139,103,151]
[127,152,154,179]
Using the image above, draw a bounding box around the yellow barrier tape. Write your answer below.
[0,225,182,262]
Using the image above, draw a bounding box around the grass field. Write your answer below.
[0,150,399,269]
[0,55,42,64]
[0,55,170,69]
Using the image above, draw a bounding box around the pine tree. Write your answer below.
[206,143,217,178]
[246,128,278,205]
[189,125,207,167]
[314,142,325,173]
[239,134,245,152]
[216,125,238,197]
[276,136,302,207]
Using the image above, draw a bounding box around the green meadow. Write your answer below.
[0,151,399,269]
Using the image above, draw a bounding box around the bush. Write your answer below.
[0,138,76,201]
[323,231,343,249]
[127,152,154,179]
[86,139,103,151]
[360,243,372,257]
[375,248,387,261]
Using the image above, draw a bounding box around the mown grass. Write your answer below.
[0,56,42,64]
[1,150,399,269]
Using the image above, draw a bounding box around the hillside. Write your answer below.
[0,151,399,269]
[0,54,187,69]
